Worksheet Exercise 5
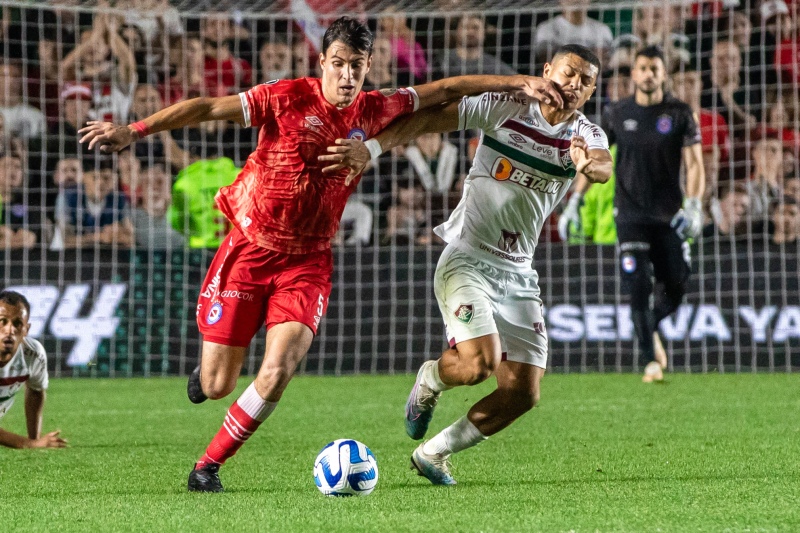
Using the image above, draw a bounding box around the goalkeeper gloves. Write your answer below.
[558,192,583,242]
[670,197,703,240]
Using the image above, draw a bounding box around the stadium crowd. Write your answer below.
[0,0,798,250]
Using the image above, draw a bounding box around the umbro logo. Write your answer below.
[509,133,526,144]
[305,116,324,127]
[623,119,638,131]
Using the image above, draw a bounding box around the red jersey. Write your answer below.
[216,78,418,254]
[699,109,730,161]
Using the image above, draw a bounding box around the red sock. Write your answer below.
[196,383,276,469]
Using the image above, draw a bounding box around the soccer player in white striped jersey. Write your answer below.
[321,44,612,485]
[0,290,67,449]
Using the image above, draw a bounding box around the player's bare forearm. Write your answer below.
[414,75,564,110]
[683,143,705,200]
[570,173,592,195]
[78,95,243,152]
[0,427,30,448]
[24,387,45,440]
[376,103,460,154]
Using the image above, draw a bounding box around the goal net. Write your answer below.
[0,0,797,376]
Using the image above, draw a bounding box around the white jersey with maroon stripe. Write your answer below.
[436,94,609,273]
[0,338,48,419]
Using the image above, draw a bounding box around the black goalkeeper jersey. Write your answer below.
[601,94,700,224]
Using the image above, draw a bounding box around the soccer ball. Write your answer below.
[313,439,378,496]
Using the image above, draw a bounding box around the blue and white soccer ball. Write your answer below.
[313,439,378,496]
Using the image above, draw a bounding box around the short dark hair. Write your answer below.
[81,151,115,173]
[552,44,602,72]
[0,290,30,317]
[321,17,373,56]
[635,45,665,63]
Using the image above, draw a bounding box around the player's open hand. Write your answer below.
[569,136,594,173]
[78,121,136,153]
[319,138,370,186]
[515,76,564,109]
[29,430,68,449]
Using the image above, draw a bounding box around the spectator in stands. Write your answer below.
[771,197,800,243]
[172,115,254,168]
[292,40,313,77]
[201,13,253,97]
[602,66,632,103]
[0,155,44,248]
[130,84,194,171]
[61,11,137,123]
[258,39,293,83]
[750,133,787,217]
[384,182,428,245]
[631,2,691,69]
[363,36,395,90]
[53,157,81,190]
[784,175,800,202]
[671,68,730,220]
[0,62,46,140]
[533,0,614,65]
[169,157,239,249]
[775,2,800,84]
[54,154,133,249]
[118,0,184,84]
[0,113,23,159]
[606,34,640,71]
[52,83,92,139]
[334,197,373,246]
[378,7,429,83]
[404,132,460,194]
[162,34,205,105]
[438,14,516,77]
[132,162,185,249]
[702,40,759,138]
[117,149,141,203]
[36,1,94,81]
[765,88,800,146]
[707,182,754,237]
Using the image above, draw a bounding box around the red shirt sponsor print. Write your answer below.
[217,78,417,254]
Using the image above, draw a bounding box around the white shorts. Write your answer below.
[434,245,548,369]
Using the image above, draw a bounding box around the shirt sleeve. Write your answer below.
[238,82,279,128]
[457,93,504,131]
[363,87,419,137]
[682,105,702,147]
[25,339,49,391]
[577,118,610,151]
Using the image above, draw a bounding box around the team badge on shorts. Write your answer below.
[533,321,546,335]
[657,115,673,134]
[207,302,223,325]
[347,128,366,141]
[454,304,474,324]
[621,253,637,273]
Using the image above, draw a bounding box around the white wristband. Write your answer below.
[364,138,383,163]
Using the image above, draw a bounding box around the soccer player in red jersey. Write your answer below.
[78,17,564,492]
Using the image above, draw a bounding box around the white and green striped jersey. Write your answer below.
[0,338,48,420]
[435,94,609,273]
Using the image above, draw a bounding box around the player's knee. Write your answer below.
[464,355,499,385]
[255,364,296,400]
[513,388,540,413]
[203,375,237,400]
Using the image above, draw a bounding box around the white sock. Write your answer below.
[236,382,277,422]
[421,359,452,393]
[423,415,487,456]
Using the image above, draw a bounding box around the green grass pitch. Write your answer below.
[1,373,799,532]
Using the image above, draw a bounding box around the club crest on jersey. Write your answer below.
[657,115,673,134]
[533,321,546,335]
[621,253,637,273]
[499,229,521,253]
[559,148,573,170]
[455,304,474,324]
[207,303,223,325]
[347,128,367,141]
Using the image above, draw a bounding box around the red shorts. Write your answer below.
[196,228,333,347]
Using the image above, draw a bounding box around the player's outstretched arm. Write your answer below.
[320,102,461,182]
[413,74,564,110]
[78,95,245,153]
[0,427,67,449]
[25,386,45,441]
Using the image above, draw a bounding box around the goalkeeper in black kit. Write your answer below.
[560,46,705,381]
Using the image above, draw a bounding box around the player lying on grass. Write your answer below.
[77,16,565,492]
[320,44,612,485]
[0,290,67,449]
